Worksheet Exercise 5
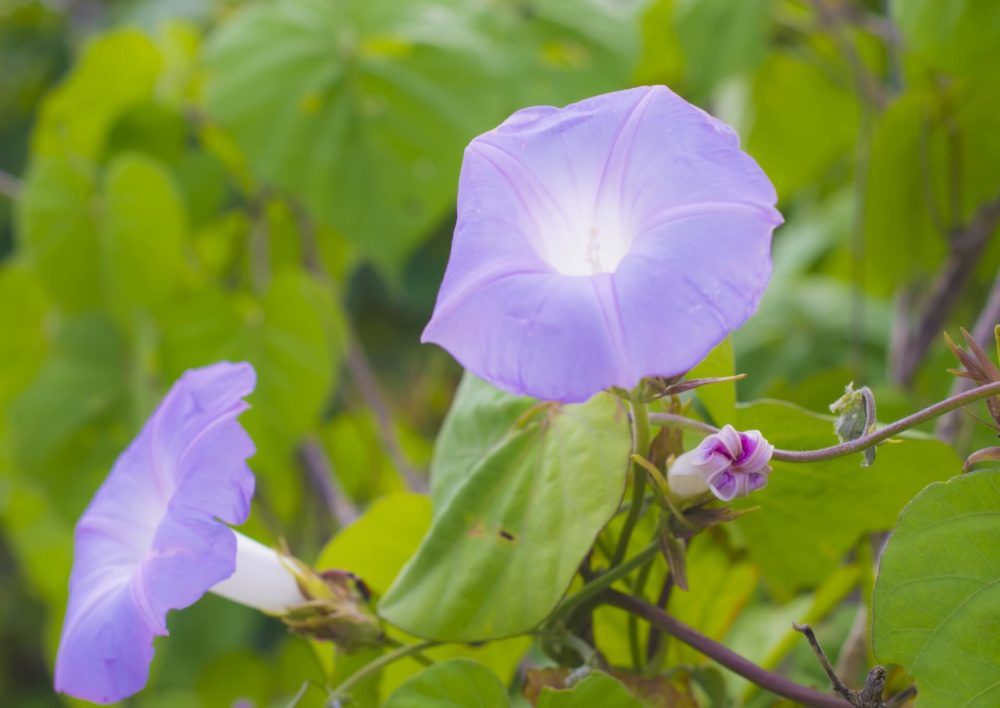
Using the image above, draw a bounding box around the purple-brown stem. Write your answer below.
[606,591,852,708]
[650,380,1000,464]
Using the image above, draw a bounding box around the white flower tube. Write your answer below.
[210,531,306,613]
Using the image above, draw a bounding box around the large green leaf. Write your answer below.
[892,0,1000,78]
[674,0,770,96]
[316,492,432,595]
[873,471,1000,707]
[0,265,49,408]
[32,29,162,160]
[382,658,509,708]
[485,0,644,107]
[731,401,960,595]
[686,337,736,426]
[428,372,536,508]
[379,375,631,640]
[7,315,129,512]
[204,0,504,273]
[537,671,641,708]
[17,156,101,310]
[99,152,188,322]
[159,270,338,520]
[746,52,858,197]
[17,152,188,317]
[862,91,946,297]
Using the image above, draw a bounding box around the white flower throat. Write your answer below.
[537,208,634,276]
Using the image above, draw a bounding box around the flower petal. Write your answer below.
[610,209,776,383]
[424,86,780,402]
[55,362,256,704]
[424,270,623,403]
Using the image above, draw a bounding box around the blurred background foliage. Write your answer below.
[0,0,998,705]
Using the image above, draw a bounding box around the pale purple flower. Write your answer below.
[423,86,782,403]
[55,362,304,704]
[667,425,774,501]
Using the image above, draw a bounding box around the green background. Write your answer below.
[1,0,998,705]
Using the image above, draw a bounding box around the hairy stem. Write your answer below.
[611,399,651,568]
[650,380,1000,464]
[548,541,660,628]
[606,592,852,708]
[328,640,438,704]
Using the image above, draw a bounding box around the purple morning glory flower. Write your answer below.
[667,425,773,502]
[55,362,305,704]
[423,86,782,403]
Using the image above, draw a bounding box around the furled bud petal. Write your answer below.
[667,425,773,502]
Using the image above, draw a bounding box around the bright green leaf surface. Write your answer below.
[380,375,631,640]
[873,471,1000,707]
[100,152,188,321]
[316,492,432,595]
[0,265,49,408]
[428,372,536,509]
[893,0,1000,77]
[17,156,101,310]
[732,401,960,595]
[204,0,504,273]
[746,52,858,197]
[537,671,642,708]
[32,29,162,159]
[382,658,510,708]
[674,0,770,96]
[686,337,736,426]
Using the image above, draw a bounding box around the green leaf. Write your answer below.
[17,151,188,318]
[427,372,536,507]
[633,0,684,86]
[382,658,510,708]
[8,315,128,501]
[487,0,644,107]
[674,0,770,96]
[379,374,631,641]
[537,671,642,708]
[33,29,162,159]
[204,0,505,273]
[892,0,1000,78]
[873,471,1000,707]
[0,265,49,408]
[732,400,960,595]
[686,337,736,426]
[159,270,339,520]
[746,52,858,197]
[665,532,759,666]
[315,492,432,595]
[100,152,188,321]
[16,156,101,310]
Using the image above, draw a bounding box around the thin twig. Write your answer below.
[893,190,1000,386]
[297,438,358,527]
[794,623,856,703]
[345,331,427,493]
[651,381,1000,464]
[286,196,427,494]
[0,168,21,199]
[885,685,917,708]
[327,640,438,705]
[606,592,852,708]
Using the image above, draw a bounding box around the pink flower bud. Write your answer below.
[667,425,773,502]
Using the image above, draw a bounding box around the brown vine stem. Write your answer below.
[606,591,852,708]
[649,380,1000,464]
